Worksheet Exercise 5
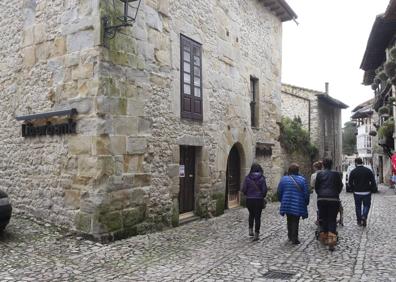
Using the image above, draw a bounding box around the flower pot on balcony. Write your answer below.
[390,45,396,60]
[378,70,388,82]
[385,60,396,78]
[378,106,390,115]
[369,130,377,137]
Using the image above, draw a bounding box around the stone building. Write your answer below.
[281,83,348,172]
[360,0,396,185]
[0,0,297,240]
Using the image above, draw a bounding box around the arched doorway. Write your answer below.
[225,145,241,209]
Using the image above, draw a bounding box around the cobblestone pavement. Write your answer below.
[1,185,396,281]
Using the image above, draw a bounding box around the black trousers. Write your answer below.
[286,214,300,241]
[246,199,263,233]
[317,200,339,233]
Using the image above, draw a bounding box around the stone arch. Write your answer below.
[213,126,253,208]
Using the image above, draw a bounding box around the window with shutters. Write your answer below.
[180,35,203,120]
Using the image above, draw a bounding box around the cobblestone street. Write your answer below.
[1,185,396,281]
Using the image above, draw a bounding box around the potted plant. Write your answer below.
[378,118,395,147]
[378,70,388,82]
[378,105,390,116]
[390,45,396,60]
[385,60,396,77]
[369,130,377,137]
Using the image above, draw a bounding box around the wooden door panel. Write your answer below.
[179,146,195,213]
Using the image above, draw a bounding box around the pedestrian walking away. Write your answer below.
[348,157,378,227]
[241,163,268,241]
[310,161,323,193]
[314,158,343,251]
[277,163,310,245]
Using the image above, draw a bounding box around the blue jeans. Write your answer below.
[353,193,371,221]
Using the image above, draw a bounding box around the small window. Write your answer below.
[180,35,202,120]
[250,76,259,127]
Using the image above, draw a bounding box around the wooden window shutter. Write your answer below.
[180,35,203,120]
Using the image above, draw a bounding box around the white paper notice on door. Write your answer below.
[179,165,185,177]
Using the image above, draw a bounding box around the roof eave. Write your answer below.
[262,0,297,22]
[316,94,349,109]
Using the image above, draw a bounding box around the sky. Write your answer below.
[281,0,391,126]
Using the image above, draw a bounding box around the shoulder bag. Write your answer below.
[289,176,303,193]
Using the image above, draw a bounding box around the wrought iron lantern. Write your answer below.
[102,0,142,41]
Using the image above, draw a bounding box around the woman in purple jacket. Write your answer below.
[241,163,268,241]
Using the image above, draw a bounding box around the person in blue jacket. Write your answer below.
[277,163,310,245]
[241,163,268,241]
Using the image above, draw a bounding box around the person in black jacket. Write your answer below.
[348,157,377,227]
[315,158,343,249]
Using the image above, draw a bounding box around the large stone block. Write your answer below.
[123,155,144,173]
[96,96,127,115]
[34,23,46,44]
[77,156,97,177]
[64,189,80,209]
[23,46,36,66]
[110,136,126,155]
[155,50,170,66]
[126,137,147,154]
[61,16,94,35]
[94,135,111,155]
[127,97,144,116]
[144,5,163,32]
[158,0,169,16]
[123,206,145,228]
[113,117,138,135]
[72,63,94,80]
[138,117,152,135]
[97,156,115,179]
[131,174,151,188]
[69,136,92,155]
[51,37,67,57]
[67,30,94,53]
[23,26,34,47]
[35,42,50,62]
[65,52,80,67]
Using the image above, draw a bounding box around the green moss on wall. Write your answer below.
[212,193,225,216]
[97,210,123,232]
[75,212,91,233]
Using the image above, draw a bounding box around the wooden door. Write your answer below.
[226,146,240,209]
[179,146,195,213]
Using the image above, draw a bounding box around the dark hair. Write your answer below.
[288,163,299,175]
[355,157,363,165]
[313,161,323,170]
[250,163,263,174]
[322,158,333,169]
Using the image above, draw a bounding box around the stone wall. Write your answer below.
[0,0,101,228]
[1,0,285,240]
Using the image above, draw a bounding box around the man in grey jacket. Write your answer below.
[348,157,377,227]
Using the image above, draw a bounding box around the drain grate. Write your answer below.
[262,270,296,280]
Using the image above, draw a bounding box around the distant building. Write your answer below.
[350,98,388,183]
[281,83,348,171]
[351,99,375,165]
